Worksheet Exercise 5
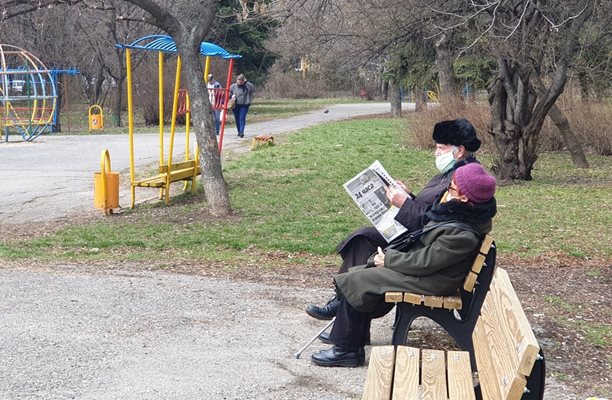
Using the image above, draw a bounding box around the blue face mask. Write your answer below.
[435,146,457,173]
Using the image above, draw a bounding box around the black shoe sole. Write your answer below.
[311,356,365,368]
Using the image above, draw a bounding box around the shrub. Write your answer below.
[539,100,612,155]
[407,97,612,156]
[406,97,493,153]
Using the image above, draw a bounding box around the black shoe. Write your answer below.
[306,298,340,320]
[311,346,365,367]
[318,331,371,346]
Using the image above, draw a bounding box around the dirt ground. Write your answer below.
[2,205,610,399]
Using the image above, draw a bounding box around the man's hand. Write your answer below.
[385,186,409,208]
[396,180,410,193]
[374,247,385,267]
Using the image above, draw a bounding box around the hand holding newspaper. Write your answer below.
[343,160,409,242]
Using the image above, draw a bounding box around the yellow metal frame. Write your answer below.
[126,49,201,209]
[88,105,104,132]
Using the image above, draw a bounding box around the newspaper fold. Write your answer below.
[343,160,408,242]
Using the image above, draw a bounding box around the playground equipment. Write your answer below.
[116,35,240,208]
[88,105,104,132]
[93,149,119,215]
[0,44,57,142]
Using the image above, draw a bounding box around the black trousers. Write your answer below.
[328,294,394,350]
[338,234,382,273]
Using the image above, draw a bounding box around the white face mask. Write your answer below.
[435,146,457,173]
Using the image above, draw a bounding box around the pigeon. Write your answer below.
[323,109,329,114]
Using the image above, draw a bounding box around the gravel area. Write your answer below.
[0,264,578,400]
[0,266,373,399]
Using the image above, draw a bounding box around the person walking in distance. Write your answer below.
[207,74,222,135]
[229,74,255,138]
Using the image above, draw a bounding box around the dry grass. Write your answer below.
[406,97,493,152]
[540,100,612,155]
[407,97,612,155]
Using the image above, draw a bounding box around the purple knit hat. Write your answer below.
[453,163,496,203]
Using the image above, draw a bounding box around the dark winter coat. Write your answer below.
[334,196,496,313]
[336,157,479,257]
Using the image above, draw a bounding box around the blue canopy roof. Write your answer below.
[116,34,241,59]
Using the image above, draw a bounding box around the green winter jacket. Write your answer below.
[334,198,495,314]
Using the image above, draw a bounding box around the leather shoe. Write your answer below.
[311,346,365,367]
[305,298,340,320]
[318,331,370,346]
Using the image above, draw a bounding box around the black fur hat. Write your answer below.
[432,118,481,152]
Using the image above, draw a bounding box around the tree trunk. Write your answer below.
[93,68,105,105]
[178,42,232,216]
[578,71,590,102]
[54,75,64,132]
[381,79,388,101]
[434,32,457,102]
[488,78,526,180]
[547,104,589,168]
[389,77,402,117]
[113,47,126,127]
[114,75,125,128]
[414,86,426,112]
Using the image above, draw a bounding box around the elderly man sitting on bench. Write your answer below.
[311,163,497,367]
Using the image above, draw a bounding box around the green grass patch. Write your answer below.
[1,116,611,264]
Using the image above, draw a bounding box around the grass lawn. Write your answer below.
[1,117,610,266]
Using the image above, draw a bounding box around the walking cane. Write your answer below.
[294,317,335,359]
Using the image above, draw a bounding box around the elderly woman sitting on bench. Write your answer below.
[311,163,497,368]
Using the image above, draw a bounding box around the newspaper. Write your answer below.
[343,160,408,242]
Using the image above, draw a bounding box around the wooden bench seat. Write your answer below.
[130,159,200,207]
[134,167,198,188]
[363,346,474,400]
[363,268,546,400]
[385,234,497,368]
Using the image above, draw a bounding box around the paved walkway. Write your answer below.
[0,102,412,224]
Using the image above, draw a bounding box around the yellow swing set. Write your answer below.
[116,35,240,208]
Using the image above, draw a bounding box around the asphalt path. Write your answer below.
[0,102,410,224]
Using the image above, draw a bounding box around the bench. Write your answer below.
[130,159,200,207]
[363,267,546,400]
[385,234,496,368]
[251,134,274,150]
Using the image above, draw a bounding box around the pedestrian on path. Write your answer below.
[207,74,223,135]
[229,74,256,138]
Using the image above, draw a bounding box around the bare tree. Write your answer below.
[122,0,231,216]
[436,0,596,180]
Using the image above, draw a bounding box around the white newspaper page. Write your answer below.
[343,161,408,242]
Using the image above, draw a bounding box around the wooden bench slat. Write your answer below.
[158,160,197,173]
[478,284,525,399]
[385,292,404,303]
[443,294,462,310]
[473,318,506,400]
[463,271,479,292]
[447,350,475,400]
[480,234,494,255]
[404,292,423,305]
[491,269,541,377]
[423,295,444,308]
[421,349,447,400]
[362,346,395,400]
[391,346,420,400]
[471,253,487,273]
